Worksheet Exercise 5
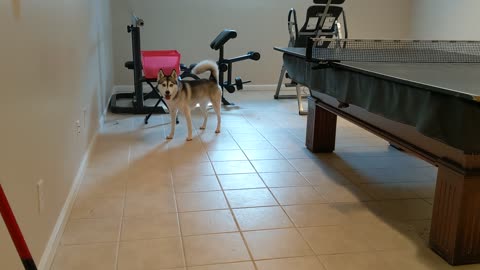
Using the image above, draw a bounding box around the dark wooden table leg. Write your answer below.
[429,163,480,265]
[306,97,337,153]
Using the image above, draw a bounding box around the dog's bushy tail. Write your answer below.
[192,60,219,83]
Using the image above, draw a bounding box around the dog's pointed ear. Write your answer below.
[171,69,178,79]
[158,69,165,79]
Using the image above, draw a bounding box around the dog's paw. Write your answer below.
[215,129,221,134]
[166,135,173,140]
[200,126,206,130]
[186,137,193,142]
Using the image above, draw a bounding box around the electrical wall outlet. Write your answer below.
[75,120,81,135]
[37,179,45,213]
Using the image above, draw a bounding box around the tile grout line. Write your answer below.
[232,124,337,268]
[113,144,131,270]
[103,108,435,269]
[212,161,260,270]
[169,160,189,270]
[213,138,326,269]
[233,132,332,268]
[263,177,330,270]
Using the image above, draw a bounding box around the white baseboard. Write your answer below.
[112,84,293,93]
[112,85,148,94]
[99,113,106,131]
[243,84,309,92]
[99,102,109,130]
[37,134,98,270]
[243,84,277,91]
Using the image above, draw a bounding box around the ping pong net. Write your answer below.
[305,38,480,63]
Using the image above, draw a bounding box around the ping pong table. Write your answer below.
[275,40,480,266]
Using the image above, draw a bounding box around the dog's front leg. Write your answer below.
[183,106,193,141]
[167,107,177,140]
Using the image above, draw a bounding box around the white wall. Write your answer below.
[111,0,413,86]
[411,0,480,39]
[0,1,113,269]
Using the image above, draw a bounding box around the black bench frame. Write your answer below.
[210,29,261,105]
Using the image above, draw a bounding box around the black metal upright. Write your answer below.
[109,16,167,115]
[131,24,144,110]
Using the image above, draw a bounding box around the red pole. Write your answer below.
[0,184,37,270]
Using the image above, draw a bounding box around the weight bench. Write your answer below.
[109,16,165,115]
[210,29,261,105]
[275,0,348,115]
[109,15,200,127]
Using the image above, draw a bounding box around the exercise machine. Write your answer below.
[110,16,172,115]
[109,16,201,126]
[110,17,261,114]
[275,0,348,115]
[210,29,261,105]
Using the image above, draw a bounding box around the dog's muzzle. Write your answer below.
[165,91,171,100]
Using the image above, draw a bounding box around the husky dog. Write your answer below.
[157,60,222,141]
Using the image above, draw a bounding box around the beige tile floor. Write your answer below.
[51,90,480,270]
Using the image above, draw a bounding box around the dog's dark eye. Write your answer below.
[169,83,174,87]
[162,83,167,87]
